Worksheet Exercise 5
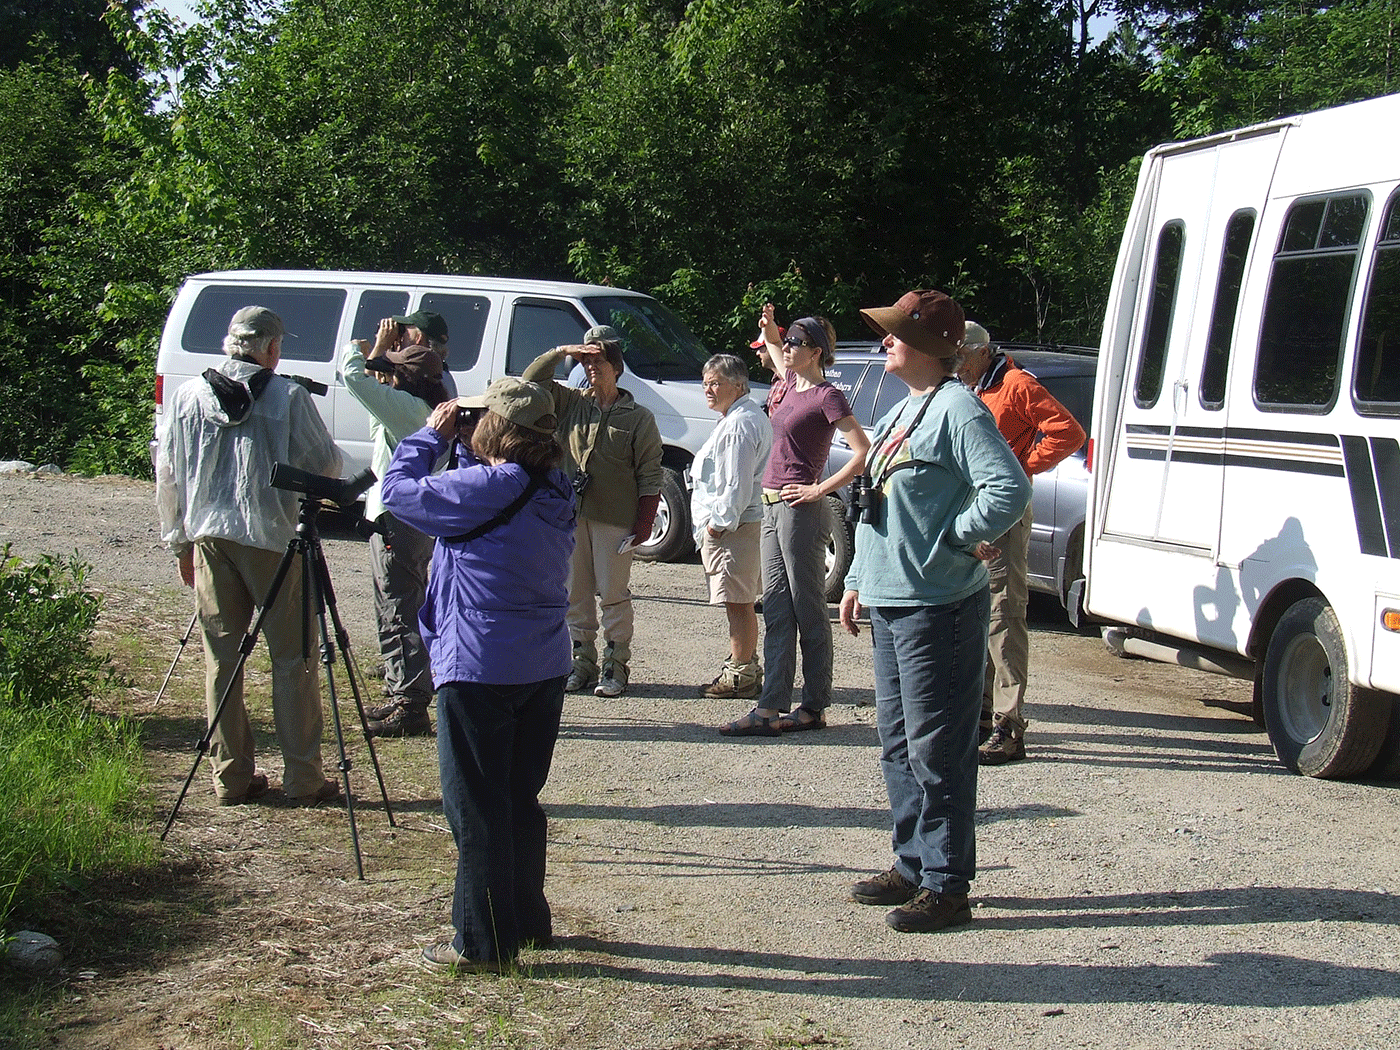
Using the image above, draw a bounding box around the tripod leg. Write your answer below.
[312,534,397,827]
[161,539,301,840]
[305,540,366,880]
[153,609,200,706]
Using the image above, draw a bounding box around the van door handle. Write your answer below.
[1173,378,1188,413]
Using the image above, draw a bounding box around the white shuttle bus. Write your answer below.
[1079,92,1400,778]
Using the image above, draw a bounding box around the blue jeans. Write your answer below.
[869,587,990,897]
[436,677,566,963]
[759,499,833,713]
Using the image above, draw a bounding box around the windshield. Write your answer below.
[582,295,711,381]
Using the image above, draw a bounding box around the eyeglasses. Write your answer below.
[701,379,731,390]
[782,336,816,349]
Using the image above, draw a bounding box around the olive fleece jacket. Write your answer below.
[523,348,664,532]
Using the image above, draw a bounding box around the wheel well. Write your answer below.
[661,447,691,476]
[1247,578,1325,664]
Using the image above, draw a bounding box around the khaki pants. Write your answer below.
[194,538,326,799]
[567,518,636,662]
[981,503,1032,725]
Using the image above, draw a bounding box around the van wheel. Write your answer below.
[823,494,853,603]
[1260,597,1388,777]
[633,467,693,563]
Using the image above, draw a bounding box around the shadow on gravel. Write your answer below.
[559,718,879,746]
[548,930,1400,1006]
[547,799,890,830]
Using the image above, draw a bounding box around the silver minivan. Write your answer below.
[154,269,724,561]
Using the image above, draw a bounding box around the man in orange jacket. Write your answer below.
[958,322,1085,764]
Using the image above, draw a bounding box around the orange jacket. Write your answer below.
[974,355,1086,477]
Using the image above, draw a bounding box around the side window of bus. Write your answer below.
[1199,210,1256,410]
[1255,193,1369,410]
[1134,221,1185,408]
[418,293,491,372]
[506,300,588,375]
[1354,192,1400,413]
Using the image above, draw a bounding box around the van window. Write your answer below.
[1256,193,1369,409]
[1199,211,1256,409]
[351,290,410,342]
[870,371,908,428]
[582,295,710,381]
[419,293,491,372]
[182,285,346,363]
[1134,221,1185,409]
[1354,192,1400,412]
[506,300,588,375]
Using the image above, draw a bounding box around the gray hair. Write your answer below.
[703,353,750,395]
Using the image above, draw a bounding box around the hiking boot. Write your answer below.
[698,658,761,700]
[566,643,598,693]
[421,942,509,972]
[289,778,343,807]
[849,866,919,906]
[978,712,1027,765]
[366,698,399,721]
[366,704,433,738]
[595,659,629,698]
[885,889,972,932]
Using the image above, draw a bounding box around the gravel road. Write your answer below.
[2,469,1398,1050]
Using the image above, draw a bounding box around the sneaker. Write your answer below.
[289,778,343,807]
[595,661,628,698]
[849,866,919,906]
[979,713,1027,765]
[421,942,509,972]
[698,659,760,700]
[366,704,433,738]
[885,889,972,932]
[366,698,399,721]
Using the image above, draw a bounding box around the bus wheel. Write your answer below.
[1261,597,1388,778]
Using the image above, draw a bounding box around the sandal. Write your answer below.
[776,707,827,733]
[717,709,781,737]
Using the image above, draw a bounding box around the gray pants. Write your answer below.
[759,499,833,713]
[982,502,1033,724]
[370,511,435,709]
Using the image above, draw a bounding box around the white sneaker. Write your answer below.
[594,660,628,697]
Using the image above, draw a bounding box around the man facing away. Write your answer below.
[957,322,1085,765]
[156,306,343,805]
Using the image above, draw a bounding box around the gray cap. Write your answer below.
[583,324,621,345]
[228,306,285,341]
[964,321,992,348]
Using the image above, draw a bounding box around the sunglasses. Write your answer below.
[782,335,816,349]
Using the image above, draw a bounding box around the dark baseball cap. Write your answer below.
[392,310,449,343]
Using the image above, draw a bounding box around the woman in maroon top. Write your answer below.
[719,308,871,736]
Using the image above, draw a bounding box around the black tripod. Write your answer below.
[160,492,396,879]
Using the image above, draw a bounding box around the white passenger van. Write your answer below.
[154,270,724,561]
[1078,93,1400,778]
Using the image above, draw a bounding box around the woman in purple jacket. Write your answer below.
[382,377,576,972]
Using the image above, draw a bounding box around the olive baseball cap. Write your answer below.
[860,290,965,358]
[583,324,621,345]
[392,310,450,343]
[228,306,285,340]
[460,377,557,435]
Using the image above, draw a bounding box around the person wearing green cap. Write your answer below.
[523,325,664,698]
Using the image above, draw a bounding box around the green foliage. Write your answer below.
[0,545,150,937]
[0,545,115,710]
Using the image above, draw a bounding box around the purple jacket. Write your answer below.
[381,427,576,686]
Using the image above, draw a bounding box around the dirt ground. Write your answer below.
[2,470,1399,1050]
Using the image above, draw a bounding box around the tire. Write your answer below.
[1260,597,1389,778]
[633,467,693,563]
[822,494,854,604]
